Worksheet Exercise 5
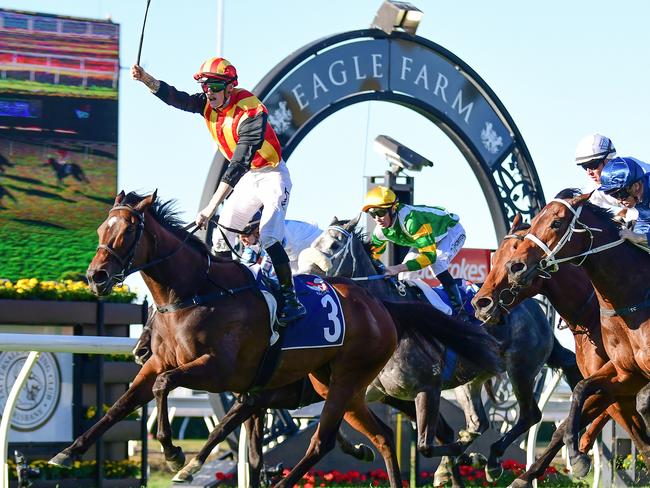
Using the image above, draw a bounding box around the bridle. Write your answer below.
[325,225,359,277]
[518,198,624,272]
[96,204,199,286]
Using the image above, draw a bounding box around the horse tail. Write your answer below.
[381,300,504,375]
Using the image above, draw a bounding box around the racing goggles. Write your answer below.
[580,159,604,171]
[200,79,229,93]
[368,207,391,218]
[605,186,631,200]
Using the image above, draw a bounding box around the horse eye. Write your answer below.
[125,225,135,233]
[551,220,562,230]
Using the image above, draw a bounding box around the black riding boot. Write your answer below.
[437,270,469,321]
[274,261,307,325]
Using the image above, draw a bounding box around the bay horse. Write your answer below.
[43,157,89,185]
[472,206,650,486]
[297,216,581,482]
[49,191,502,488]
[501,191,650,483]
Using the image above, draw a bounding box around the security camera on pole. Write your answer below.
[366,135,434,265]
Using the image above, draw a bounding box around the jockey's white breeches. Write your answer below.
[213,161,292,252]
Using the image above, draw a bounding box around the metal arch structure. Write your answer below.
[200,28,546,239]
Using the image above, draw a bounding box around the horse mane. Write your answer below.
[553,187,618,234]
[122,191,211,256]
[336,219,377,264]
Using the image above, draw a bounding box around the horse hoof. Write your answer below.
[485,464,503,482]
[172,471,193,483]
[468,452,487,468]
[48,451,73,468]
[507,479,533,488]
[571,453,591,478]
[458,429,481,445]
[354,443,375,463]
[165,446,186,472]
[433,472,451,486]
[172,458,203,483]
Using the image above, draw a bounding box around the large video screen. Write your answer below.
[0,9,119,281]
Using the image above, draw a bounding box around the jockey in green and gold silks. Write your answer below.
[362,186,468,319]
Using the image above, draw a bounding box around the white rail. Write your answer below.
[0,333,136,488]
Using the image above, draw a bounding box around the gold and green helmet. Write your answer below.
[362,186,397,212]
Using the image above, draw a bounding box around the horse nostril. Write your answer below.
[474,297,493,311]
[508,261,526,275]
[88,269,109,285]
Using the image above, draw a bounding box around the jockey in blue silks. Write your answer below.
[599,156,650,249]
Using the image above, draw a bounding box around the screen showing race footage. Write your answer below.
[0,10,118,281]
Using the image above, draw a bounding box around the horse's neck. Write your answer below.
[140,220,213,305]
[542,267,599,331]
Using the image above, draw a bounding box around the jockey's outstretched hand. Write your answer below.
[383,263,408,277]
[195,207,214,230]
[620,228,647,245]
[131,64,145,81]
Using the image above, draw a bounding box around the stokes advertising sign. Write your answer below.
[403,248,491,286]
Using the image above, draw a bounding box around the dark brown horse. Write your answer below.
[49,191,501,487]
[472,208,650,486]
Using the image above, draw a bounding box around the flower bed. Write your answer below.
[212,460,587,487]
[0,278,136,302]
[7,459,140,480]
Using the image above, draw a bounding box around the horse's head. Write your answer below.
[503,191,604,289]
[43,157,56,167]
[472,213,544,324]
[87,190,156,295]
[298,215,369,277]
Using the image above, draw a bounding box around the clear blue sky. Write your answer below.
[5,0,649,254]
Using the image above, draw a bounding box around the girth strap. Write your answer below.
[601,291,650,317]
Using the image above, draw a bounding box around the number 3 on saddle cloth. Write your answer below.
[245,269,346,393]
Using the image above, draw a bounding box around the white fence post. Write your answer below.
[0,333,135,488]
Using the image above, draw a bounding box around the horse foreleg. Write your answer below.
[247,413,265,488]
[172,396,263,483]
[413,384,442,457]
[486,370,541,482]
[153,354,215,472]
[49,364,157,468]
[563,364,627,477]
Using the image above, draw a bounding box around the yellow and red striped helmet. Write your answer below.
[193,57,238,86]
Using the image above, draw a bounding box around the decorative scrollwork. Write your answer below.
[492,152,545,225]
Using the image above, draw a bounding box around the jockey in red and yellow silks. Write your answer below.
[131,57,306,325]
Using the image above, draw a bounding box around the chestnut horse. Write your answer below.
[500,192,650,484]
[49,191,501,488]
[472,207,650,486]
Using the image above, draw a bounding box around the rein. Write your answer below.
[523,198,624,270]
[100,204,256,313]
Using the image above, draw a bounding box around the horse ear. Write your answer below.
[347,213,361,230]
[509,213,522,233]
[114,190,125,205]
[570,192,592,208]
[135,190,157,212]
[330,216,339,225]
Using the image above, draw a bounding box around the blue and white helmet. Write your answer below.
[598,157,645,193]
[574,133,616,166]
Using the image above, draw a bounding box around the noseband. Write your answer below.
[97,205,146,284]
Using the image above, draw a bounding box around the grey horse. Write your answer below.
[298,216,582,482]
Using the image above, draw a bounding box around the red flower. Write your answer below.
[215,472,226,480]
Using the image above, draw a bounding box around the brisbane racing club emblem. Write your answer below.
[304,277,328,295]
[0,352,61,431]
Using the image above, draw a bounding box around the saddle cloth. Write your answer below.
[248,265,346,351]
